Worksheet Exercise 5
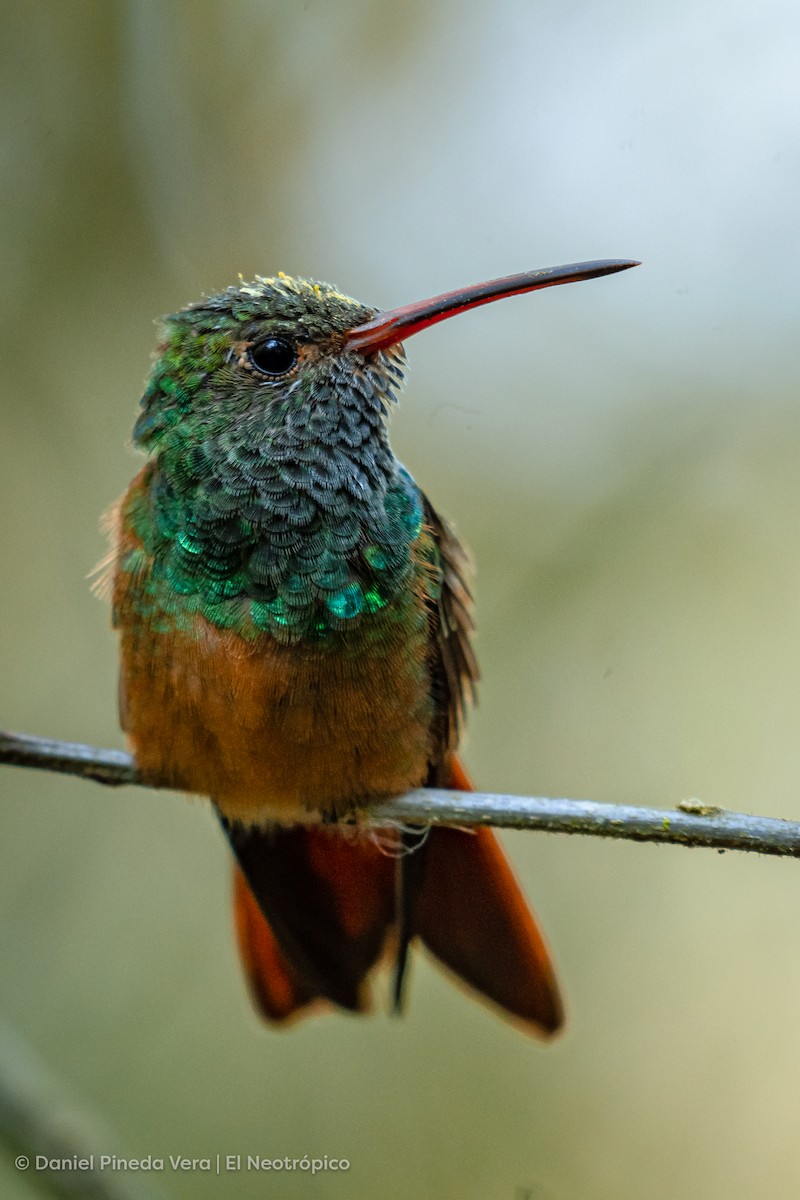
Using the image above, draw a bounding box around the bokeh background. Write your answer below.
[2,2,800,1197]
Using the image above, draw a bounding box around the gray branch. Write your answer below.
[2,727,799,858]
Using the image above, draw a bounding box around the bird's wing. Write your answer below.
[420,494,480,768]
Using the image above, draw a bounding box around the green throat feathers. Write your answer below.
[118,274,442,645]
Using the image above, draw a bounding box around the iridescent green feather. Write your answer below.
[120,274,441,646]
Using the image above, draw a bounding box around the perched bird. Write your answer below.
[106,259,637,1035]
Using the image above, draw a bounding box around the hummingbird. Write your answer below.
[107,258,638,1035]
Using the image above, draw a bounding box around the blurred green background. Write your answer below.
[2,2,800,1197]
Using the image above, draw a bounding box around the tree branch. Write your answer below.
[2,728,799,859]
[0,730,138,787]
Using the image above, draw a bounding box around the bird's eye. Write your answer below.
[248,336,298,377]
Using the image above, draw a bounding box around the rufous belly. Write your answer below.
[119,609,435,824]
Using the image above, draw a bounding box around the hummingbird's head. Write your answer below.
[133,259,640,464]
[133,273,407,460]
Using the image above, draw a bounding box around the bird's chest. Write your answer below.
[116,557,435,824]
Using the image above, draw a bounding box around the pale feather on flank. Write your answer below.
[88,499,123,602]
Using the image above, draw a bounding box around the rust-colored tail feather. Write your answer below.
[233,866,325,1023]
[226,759,563,1036]
[225,819,394,1015]
[412,825,562,1034]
